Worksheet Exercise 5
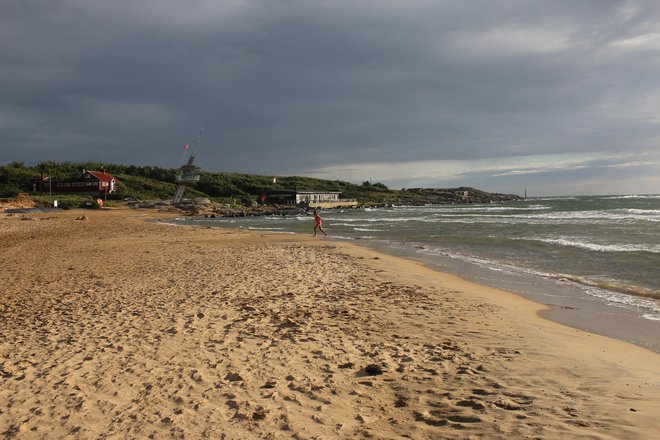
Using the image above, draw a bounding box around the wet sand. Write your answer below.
[358,241,660,353]
[1,209,659,439]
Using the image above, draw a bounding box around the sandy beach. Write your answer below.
[1,209,659,439]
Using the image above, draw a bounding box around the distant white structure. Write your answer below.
[294,191,341,204]
[261,190,356,207]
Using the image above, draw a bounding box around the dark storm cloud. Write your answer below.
[1,0,660,193]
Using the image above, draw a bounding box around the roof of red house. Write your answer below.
[86,170,120,183]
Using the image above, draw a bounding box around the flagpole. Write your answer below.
[189,125,204,158]
[179,125,203,164]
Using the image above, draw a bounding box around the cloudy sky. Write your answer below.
[2,0,660,196]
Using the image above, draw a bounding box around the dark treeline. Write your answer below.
[0,161,391,202]
[1,161,520,206]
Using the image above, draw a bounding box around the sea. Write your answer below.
[170,194,660,352]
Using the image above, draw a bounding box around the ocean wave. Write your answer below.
[424,205,552,213]
[613,209,660,216]
[425,210,660,224]
[555,274,660,301]
[521,211,660,223]
[323,217,370,222]
[642,314,660,321]
[331,222,372,227]
[325,216,430,223]
[414,245,660,312]
[536,209,660,221]
[354,227,383,232]
[603,194,660,199]
[410,215,644,226]
[325,207,660,225]
[516,237,660,253]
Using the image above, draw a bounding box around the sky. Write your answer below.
[2,0,660,196]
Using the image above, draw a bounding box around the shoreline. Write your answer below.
[169,215,660,354]
[1,209,659,438]
[346,237,660,354]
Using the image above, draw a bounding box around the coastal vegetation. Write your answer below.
[0,161,520,209]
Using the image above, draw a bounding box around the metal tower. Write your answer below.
[172,127,203,204]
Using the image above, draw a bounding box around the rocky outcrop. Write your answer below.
[123,198,308,218]
[390,187,521,205]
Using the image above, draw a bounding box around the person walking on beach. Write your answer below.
[312,209,327,237]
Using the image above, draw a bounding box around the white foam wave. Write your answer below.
[325,216,430,223]
[518,237,660,253]
[642,314,660,321]
[330,206,660,225]
[403,210,659,224]
[614,209,660,216]
[354,227,383,232]
[414,245,660,315]
[578,286,660,314]
[331,222,372,227]
[423,205,551,213]
[524,211,660,223]
[604,194,660,199]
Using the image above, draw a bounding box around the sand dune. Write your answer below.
[1,209,658,439]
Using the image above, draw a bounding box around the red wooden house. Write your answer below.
[33,169,121,197]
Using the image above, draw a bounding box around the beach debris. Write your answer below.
[190,370,203,382]
[252,406,267,421]
[355,414,373,423]
[224,372,244,382]
[394,396,408,407]
[278,318,301,329]
[196,312,205,319]
[2,424,20,437]
[338,362,354,369]
[364,363,384,376]
[75,215,89,221]
[261,380,277,389]
[231,411,249,421]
